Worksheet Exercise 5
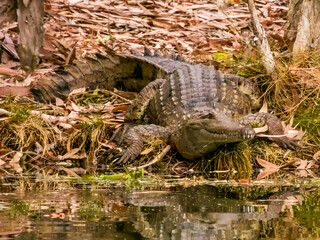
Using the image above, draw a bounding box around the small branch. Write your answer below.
[247,0,276,75]
[129,145,171,170]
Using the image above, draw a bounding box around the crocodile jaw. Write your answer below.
[172,118,255,160]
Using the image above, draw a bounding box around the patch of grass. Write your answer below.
[295,93,320,146]
[9,108,30,123]
[188,142,252,174]
[75,89,106,105]
[0,117,56,154]
[0,96,36,123]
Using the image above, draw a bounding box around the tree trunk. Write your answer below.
[17,0,44,72]
[0,0,17,27]
[286,0,320,54]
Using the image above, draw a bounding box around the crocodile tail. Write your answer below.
[31,52,166,102]
[143,47,189,64]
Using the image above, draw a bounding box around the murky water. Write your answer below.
[0,180,320,240]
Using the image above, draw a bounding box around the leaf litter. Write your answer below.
[0,0,318,179]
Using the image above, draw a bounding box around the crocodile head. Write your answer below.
[172,114,255,160]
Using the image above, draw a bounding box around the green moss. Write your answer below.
[212,52,231,60]
[80,117,104,132]
[75,89,108,106]
[295,94,320,145]
[9,107,30,123]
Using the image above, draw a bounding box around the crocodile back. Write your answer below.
[145,60,252,126]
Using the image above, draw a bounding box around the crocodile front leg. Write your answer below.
[240,112,299,149]
[114,124,170,163]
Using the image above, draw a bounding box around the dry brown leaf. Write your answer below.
[69,167,86,174]
[35,142,44,154]
[296,170,308,178]
[71,101,82,112]
[111,105,130,113]
[2,34,19,59]
[257,169,279,180]
[259,101,268,113]
[9,151,23,173]
[282,115,304,140]
[102,119,124,124]
[69,88,86,96]
[279,159,300,168]
[32,111,68,124]
[57,122,73,129]
[0,159,6,166]
[307,160,318,169]
[297,160,308,170]
[208,38,233,49]
[0,86,31,96]
[256,156,279,170]
[253,125,268,133]
[140,147,154,155]
[313,150,320,160]
[60,167,80,178]
[0,108,10,116]
[55,97,65,107]
[68,111,80,119]
[59,148,80,160]
[101,141,118,149]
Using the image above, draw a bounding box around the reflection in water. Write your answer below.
[0,184,319,240]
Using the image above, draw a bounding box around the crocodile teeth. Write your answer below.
[243,133,255,139]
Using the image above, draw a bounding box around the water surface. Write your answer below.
[0,178,319,240]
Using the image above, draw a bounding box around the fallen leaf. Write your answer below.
[296,170,308,177]
[69,88,86,96]
[60,167,80,178]
[279,159,300,168]
[254,125,268,133]
[55,97,65,107]
[59,148,80,160]
[101,141,118,149]
[9,151,23,173]
[57,122,73,129]
[256,156,280,170]
[259,101,268,113]
[257,169,279,180]
[0,86,31,96]
[307,160,318,169]
[111,104,130,113]
[297,160,308,170]
[140,147,154,155]
[313,150,320,160]
[208,38,233,49]
[71,101,82,112]
[240,178,251,183]
[35,142,44,154]
[3,34,19,59]
[282,115,304,140]
[0,108,10,116]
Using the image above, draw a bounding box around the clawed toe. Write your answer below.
[113,148,140,165]
[273,137,301,150]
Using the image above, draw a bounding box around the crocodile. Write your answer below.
[31,49,298,162]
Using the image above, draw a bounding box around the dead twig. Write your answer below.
[129,145,171,170]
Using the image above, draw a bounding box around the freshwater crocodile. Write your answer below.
[31,49,298,162]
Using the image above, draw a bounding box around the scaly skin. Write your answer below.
[30,50,298,162]
[113,51,298,162]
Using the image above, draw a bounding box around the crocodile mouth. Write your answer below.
[204,128,255,140]
[198,120,256,142]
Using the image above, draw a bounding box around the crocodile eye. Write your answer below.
[200,113,215,119]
